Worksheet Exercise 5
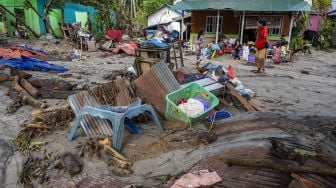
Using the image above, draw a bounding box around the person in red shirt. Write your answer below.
[255,19,268,73]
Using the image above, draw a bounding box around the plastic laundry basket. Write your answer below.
[165,83,219,124]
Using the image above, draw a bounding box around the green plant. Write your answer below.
[291,12,309,51]
[319,18,335,50]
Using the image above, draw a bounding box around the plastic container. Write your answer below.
[208,110,232,122]
[165,83,219,124]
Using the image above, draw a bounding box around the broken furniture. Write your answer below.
[171,41,184,69]
[59,23,76,41]
[68,101,163,151]
[134,47,173,76]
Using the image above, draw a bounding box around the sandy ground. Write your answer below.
[0,37,336,187]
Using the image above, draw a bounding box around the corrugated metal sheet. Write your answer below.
[134,61,180,115]
[68,91,113,137]
[172,0,311,11]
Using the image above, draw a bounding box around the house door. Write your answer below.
[0,9,6,34]
[75,11,88,29]
[14,8,27,37]
[48,9,63,37]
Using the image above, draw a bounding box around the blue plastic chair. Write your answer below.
[68,102,163,151]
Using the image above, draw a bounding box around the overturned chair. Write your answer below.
[67,91,163,151]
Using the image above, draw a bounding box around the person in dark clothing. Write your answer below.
[232,39,242,59]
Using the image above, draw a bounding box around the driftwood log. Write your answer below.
[221,158,336,177]
[104,146,132,169]
[20,78,41,99]
[11,76,25,96]
[8,76,47,113]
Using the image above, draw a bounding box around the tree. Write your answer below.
[313,0,332,18]
[312,0,334,49]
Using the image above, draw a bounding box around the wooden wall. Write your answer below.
[191,10,240,35]
[191,10,292,36]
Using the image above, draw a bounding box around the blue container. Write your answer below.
[208,110,232,122]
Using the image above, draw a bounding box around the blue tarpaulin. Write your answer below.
[15,44,48,55]
[0,55,68,72]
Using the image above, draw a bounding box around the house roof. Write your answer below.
[171,0,311,12]
[148,4,190,18]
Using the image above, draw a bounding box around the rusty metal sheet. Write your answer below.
[68,91,113,137]
[134,61,180,115]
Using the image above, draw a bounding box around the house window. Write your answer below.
[245,16,283,36]
[206,16,223,33]
[264,16,283,36]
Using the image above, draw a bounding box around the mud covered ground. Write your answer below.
[0,38,335,187]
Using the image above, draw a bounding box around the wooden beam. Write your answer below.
[225,82,256,111]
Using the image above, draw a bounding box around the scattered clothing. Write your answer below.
[178,98,205,118]
[113,42,138,55]
[143,38,169,48]
[272,47,281,64]
[227,65,236,79]
[0,55,68,72]
[0,45,47,59]
[171,169,222,188]
[106,30,123,43]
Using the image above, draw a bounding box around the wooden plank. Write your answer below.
[225,82,256,111]
[250,99,266,112]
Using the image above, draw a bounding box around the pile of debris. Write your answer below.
[1,67,77,113]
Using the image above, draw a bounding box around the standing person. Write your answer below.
[255,19,268,73]
[195,28,205,67]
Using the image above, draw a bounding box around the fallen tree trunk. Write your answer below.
[221,158,336,177]
[22,95,48,109]
[20,79,41,99]
[0,4,39,37]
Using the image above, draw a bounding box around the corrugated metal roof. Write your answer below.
[134,61,180,115]
[68,91,113,137]
[172,0,311,11]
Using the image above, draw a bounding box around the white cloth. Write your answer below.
[178,99,205,118]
